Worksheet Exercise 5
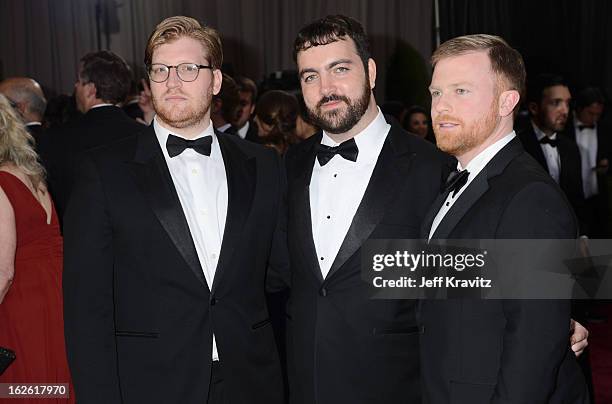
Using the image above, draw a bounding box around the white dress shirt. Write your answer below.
[532,122,561,184]
[154,117,228,361]
[574,117,599,198]
[428,132,516,240]
[237,121,250,140]
[310,109,390,279]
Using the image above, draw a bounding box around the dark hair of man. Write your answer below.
[214,73,241,123]
[575,86,605,110]
[235,76,258,104]
[79,50,132,104]
[432,34,526,109]
[526,73,569,105]
[293,15,371,74]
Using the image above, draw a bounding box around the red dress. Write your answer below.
[0,171,75,403]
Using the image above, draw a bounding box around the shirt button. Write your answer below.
[333,174,338,178]
[320,256,324,261]
[326,215,331,219]
[445,202,450,206]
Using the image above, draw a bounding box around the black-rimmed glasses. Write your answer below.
[147,63,213,83]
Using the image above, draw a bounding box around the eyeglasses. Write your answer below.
[147,63,213,83]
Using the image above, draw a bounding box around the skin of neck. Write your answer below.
[157,113,212,139]
[325,94,378,144]
[532,117,555,137]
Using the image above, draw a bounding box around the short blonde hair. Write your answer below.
[144,16,223,69]
[0,94,45,189]
[432,34,526,100]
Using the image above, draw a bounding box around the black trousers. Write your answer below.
[207,361,227,404]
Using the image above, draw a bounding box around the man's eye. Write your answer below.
[303,74,317,83]
[430,90,441,97]
[456,88,467,95]
[334,66,348,73]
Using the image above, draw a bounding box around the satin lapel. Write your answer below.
[128,126,207,288]
[432,172,489,239]
[211,134,256,293]
[432,138,524,239]
[326,128,415,280]
[289,134,324,284]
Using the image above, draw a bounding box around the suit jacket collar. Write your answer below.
[426,137,524,239]
[129,126,255,291]
[290,132,323,283]
[291,124,418,283]
[325,124,417,280]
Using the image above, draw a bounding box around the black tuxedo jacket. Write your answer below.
[41,105,145,221]
[517,125,585,227]
[419,138,588,403]
[25,122,44,146]
[563,117,612,197]
[63,126,286,403]
[284,123,451,404]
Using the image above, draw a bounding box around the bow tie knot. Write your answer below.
[539,136,559,148]
[316,138,359,166]
[444,169,470,197]
[166,134,212,157]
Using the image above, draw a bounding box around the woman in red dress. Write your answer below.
[0,94,75,403]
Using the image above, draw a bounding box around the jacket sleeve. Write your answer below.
[492,182,578,404]
[63,153,122,403]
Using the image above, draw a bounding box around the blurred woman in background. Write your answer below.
[254,90,299,154]
[0,94,74,403]
[403,105,432,141]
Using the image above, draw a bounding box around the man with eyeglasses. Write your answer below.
[63,16,288,404]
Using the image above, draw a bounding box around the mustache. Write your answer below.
[317,94,350,108]
[433,115,463,125]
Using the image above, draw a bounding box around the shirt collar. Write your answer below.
[25,121,42,126]
[218,123,232,133]
[531,120,557,141]
[153,116,217,160]
[320,108,390,164]
[90,103,115,110]
[237,121,250,139]
[458,131,516,176]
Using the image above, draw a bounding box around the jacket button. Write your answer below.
[319,287,327,297]
[210,297,217,306]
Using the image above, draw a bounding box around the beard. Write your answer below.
[152,87,212,129]
[307,80,371,134]
[434,98,500,157]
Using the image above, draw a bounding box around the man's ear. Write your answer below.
[527,101,539,117]
[212,69,223,96]
[499,90,520,117]
[368,58,376,90]
[86,82,98,100]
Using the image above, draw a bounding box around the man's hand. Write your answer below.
[570,319,589,357]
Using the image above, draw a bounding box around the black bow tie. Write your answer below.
[316,138,359,166]
[539,136,559,148]
[578,124,595,131]
[166,134,212,157]
[444,169,470,197]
